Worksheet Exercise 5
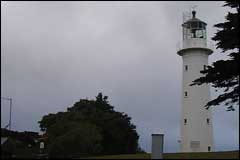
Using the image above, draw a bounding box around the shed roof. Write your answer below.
[1,137,8,145]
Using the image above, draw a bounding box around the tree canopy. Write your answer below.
[48,122,103,158]
[191,1,239,111]
[38,93,141,158]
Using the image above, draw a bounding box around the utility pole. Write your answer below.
[1,97,12,130]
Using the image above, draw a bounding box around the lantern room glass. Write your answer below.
[182,21,206,40]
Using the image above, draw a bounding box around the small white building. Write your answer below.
[177,10,214,152]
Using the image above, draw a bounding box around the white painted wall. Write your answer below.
[179,49,214,152]
[183,38,207,49]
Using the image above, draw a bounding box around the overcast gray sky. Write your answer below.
[1,1,239,153]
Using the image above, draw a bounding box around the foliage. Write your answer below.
[191,1,239,111]
[136,147,146,153]
[1,138,16,158]
[38,93,140,157]
[48,122,102,158]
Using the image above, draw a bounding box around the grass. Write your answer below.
[85,151,239,159]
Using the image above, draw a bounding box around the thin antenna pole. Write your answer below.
[182,11,191,23]
[9,98,12,130]
[1,97,13,130]
[182,12,185,23]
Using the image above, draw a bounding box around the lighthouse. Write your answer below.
[177,10,214,152]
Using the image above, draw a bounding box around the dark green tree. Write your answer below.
[191,1,239,111]
[1,138,16,158]
[38,93,141,157]
[48,122,103,158]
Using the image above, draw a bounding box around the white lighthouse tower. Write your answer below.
[177,10,214,152]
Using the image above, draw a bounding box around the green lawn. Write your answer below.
[85,151,239,159]
[3,148,238,159]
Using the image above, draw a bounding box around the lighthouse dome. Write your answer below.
[183,10,207,26]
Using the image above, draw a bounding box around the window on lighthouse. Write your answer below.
[207,118,210,124]
[208,146,211,152]
[185,65,188,71]
[204,65,207,70]
[184,91,188,97]
[184,119,187,125]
